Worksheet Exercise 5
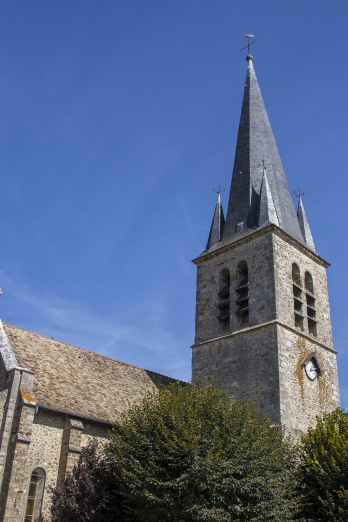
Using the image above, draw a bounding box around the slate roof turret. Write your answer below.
[222,55,305,245]
[258,170,279,227]
[206,192,225,251]
[297,195,316,253]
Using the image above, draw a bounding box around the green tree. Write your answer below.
[297,408,348,521]
[107,381,299,522]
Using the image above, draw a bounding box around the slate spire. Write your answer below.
[297,195,316,253]
[222,55,305,245]
[206,192,225,251]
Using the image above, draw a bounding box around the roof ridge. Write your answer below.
[3,322,184,382]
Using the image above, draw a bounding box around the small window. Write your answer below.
[305,271,317,337]
[25,468,46,522]
[292,263,303,330]
[235,222,244,234]
[218,269,230,331]
[236,261,249,327]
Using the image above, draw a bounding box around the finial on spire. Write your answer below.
[293,185,305,198]
[241,34,256,61]
[213,181,225,196]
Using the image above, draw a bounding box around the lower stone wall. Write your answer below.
[278,325,340,435]
[0,408,111,522]
[192,323,281,424]
[192,321,341,437]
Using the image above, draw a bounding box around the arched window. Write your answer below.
[305,271,317,337]
[292,263,304,330]
[305,271,314,294]
[236,261,249,326]
[218,268,230,330]
[292,263,301,286]
[25,467,46,522]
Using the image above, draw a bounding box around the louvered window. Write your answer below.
[25,468,46,522]
[218,269,230,330]
[305,272,317,337]
[292,263,304,330]
[236,261,249,326]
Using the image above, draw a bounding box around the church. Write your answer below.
[0,52,340,522]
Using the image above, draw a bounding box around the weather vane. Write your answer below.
[293,185,305,198]
[240,34,257,55]
[213,181,225,195]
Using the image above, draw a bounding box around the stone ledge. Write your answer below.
[191,319,337,354]
[19,390,36,407]
[69,418,84,430]
[16,432,31,444]
[68,445,81,453]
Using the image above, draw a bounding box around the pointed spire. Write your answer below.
[206,193,225,251]
[259,170,279,227]
[297,196,316,253]
[222,58,305,246]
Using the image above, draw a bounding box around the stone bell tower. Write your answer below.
[191,53,340,435]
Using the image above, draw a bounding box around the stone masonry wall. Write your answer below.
[192,226,339,433]
[278,325,340,435]
[272,232,333,346]
[192,323,280,423]
[0,404,112,522]
[194,228,276,344]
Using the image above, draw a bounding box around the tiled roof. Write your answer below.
[3,323,181,423]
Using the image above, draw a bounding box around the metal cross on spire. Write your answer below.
[213,181,225,195]
[240,34,257,55]
[293,185,305,198]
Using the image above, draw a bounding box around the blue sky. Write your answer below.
[1,0,348,408]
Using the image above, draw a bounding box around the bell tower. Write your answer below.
[191,54,340,435]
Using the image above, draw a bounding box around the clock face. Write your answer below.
[305,360,317,380]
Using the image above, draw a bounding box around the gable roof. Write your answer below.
[2,323,181,423]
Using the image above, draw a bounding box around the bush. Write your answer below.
[297,408,348,521]
[47,438,126,522]
[107,380,299,522]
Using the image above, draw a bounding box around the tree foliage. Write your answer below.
[297,408,348,522]
[107,380,299,522]
[46,438,125,522]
